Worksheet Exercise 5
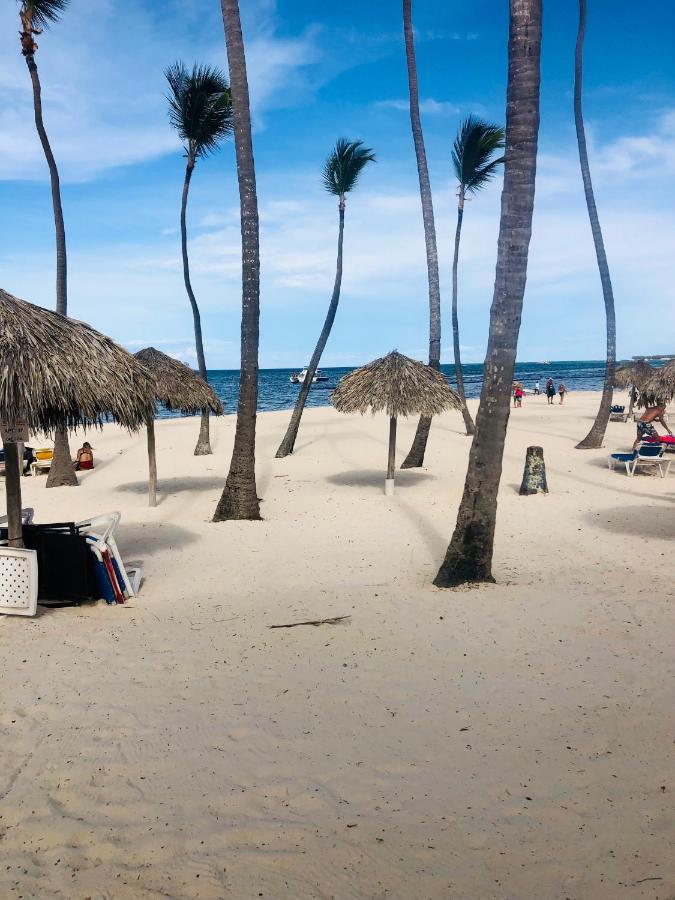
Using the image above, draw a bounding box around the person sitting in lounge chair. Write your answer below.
[74,441,94,471]
[633,405,672,450]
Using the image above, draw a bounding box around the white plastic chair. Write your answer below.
[0,547,38,616]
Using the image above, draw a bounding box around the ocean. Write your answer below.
[156,360,613,419]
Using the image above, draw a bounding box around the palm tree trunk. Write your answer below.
[573,0,616,450]
[147,418,158,507]
[434,0,542,589]
[180,154,213,456]
[24,47,77,488]
[400,0,442,470]
[4,441,24,548]
[452,189,476,436]
[214,0,261,521]
[276,201,345,458]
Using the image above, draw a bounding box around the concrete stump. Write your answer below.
[519,445,548,495]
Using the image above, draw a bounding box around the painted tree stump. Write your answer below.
[519,445,548,495]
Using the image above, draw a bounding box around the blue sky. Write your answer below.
[1,0,674,368]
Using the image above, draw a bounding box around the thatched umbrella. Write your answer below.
[0,289,155,545]
[613,360,655,415]
[331,351,462,494]
[643,360,675,406]
[134,348,224,507]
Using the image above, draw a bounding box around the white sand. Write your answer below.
[1,392,674,899]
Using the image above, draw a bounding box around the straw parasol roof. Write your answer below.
[643,360,675,404]
[613,360,654,390]
[331,351,461,417]
[134,347,223,416]
[0,288,155,432]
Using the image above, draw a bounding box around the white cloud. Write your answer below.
[375,98,460,115]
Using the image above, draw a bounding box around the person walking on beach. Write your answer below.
[513,383,524,407]
[558,382,567,404]
[534,380,540,395]
[633,404,672,450]
[545,378,555,404]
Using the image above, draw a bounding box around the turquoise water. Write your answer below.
[156,360,615,419]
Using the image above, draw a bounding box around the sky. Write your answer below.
[0,0,674,369]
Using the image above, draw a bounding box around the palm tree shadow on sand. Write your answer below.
[584,503,675,540]
[115,475,227,501]
[325,469,434,489]
[116,521,199,557]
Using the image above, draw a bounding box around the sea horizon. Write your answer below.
[156,358,626,418]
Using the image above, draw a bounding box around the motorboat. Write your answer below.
[290,368,329,384]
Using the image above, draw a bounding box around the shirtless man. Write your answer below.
[633,405,672,450]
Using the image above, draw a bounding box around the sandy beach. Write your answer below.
[1,391,674,899]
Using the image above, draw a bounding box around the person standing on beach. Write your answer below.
[558,382,567,404]
[534,380,540,395]
[546,378,555,404]
[633,404,672,450]
[514,384,524,407]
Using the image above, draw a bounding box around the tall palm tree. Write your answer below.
[165,62,233,456]
[213,0,261,521]
[450,116,505,436]
[434,0,542,588]
[400,0,442,470]
[573,0,616,450]
[275,139,375,458]
[18,0,76,488]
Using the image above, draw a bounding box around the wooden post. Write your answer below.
[519,445,548,495]
[386,416,397,495]
[147,418,157,507]
[4,441,24,547]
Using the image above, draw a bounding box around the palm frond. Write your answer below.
[165,61,233,158]
[20,0,68,28]
[452,115,505,195]
[322,138,376,196]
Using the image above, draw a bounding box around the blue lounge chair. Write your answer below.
[608,442,671,477]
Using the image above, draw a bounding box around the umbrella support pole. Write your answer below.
[4,441,24,547]
[386,416,397,495]
[147,418,157,507]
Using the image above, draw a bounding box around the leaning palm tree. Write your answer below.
[400,0,442,469]
[165,62,233,456]
[18,0,76,487]
[573,0,616,449]
[213,0,261,521]
[275,139,375,458]
[434,0,542,588]
[450,116,505,436]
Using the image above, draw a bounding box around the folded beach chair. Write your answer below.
[608,442,671,478]
[0,508,35,528]
[0,546,38,617]
[76,512,142,599]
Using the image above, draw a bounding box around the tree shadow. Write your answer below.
[115,475,226,497]
[325,468,434,489]
[583,503,675,539]
[115,521,200,556]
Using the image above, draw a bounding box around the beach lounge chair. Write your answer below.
[608,442,672,478]
[30,448,53,477]
[0,546,38,616]
[609,404,628,423]
[76,512,141,599]
[0,508,35,528]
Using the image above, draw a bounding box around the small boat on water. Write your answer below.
[290,368,329,384]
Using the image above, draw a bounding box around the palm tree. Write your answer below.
[400,0,442,470]
[18,0,76,488]
[275,139,375,458]
[573,0,616,450]
[450,116,505,436]
[165,62,233,456]
[434,0,542,588]
[213,0,261,521]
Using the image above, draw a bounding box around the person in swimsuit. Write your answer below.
[633,405,672,450]
[74,441,95,471]
[558,382,567,404]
